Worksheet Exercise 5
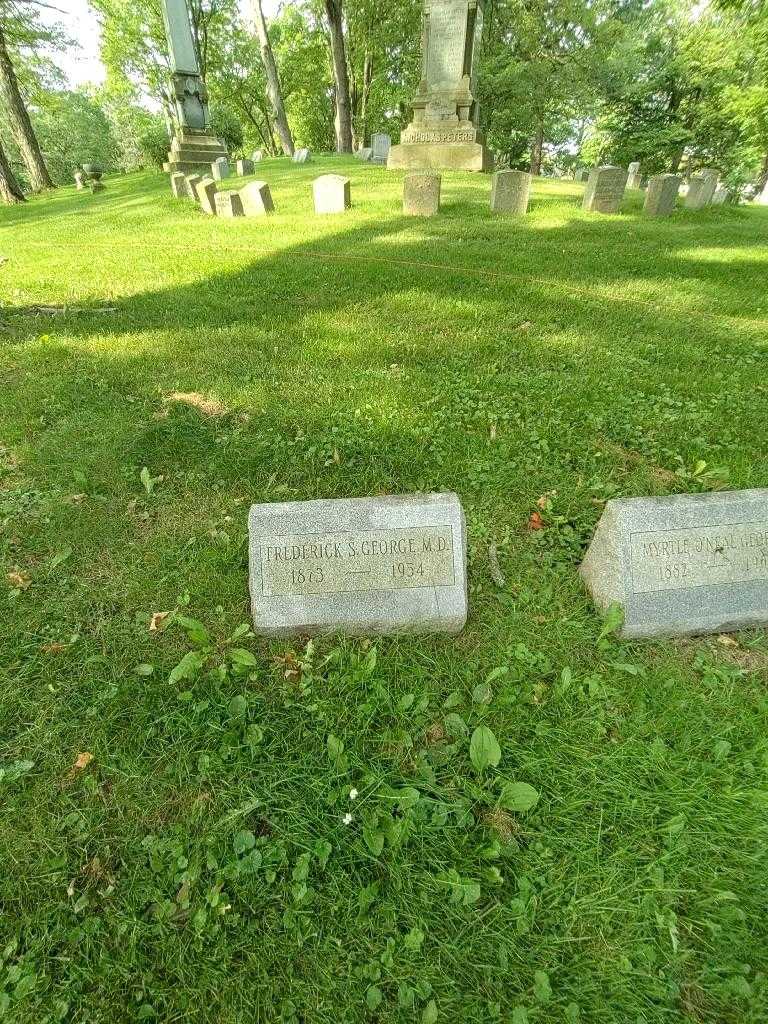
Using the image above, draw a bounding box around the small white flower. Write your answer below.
[342,812,353,825]
[349,788,359,801]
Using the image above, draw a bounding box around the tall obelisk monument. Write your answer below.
[388,0,491,172]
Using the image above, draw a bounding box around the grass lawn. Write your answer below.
[2,156,768,1023]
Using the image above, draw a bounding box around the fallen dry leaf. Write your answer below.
[149,611,171,632]
[489,422,497,440]
[64,493,88,505]
[41,642,67,654]
[274,650,301,682]
[716,634,739,648]
[527,511,545,531]
[536,490,557,509]
[7,570,31,590]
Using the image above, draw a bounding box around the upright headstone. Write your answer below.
[371,132,391,164]
[240,180,275,216]
[574,168,589,183]
[490,169,530,214]
[74,171,85,190]
[215,190,244,218]
[388,0,491,172]
[580,489,768,639]
[312,174,351,214]
[626,161,642,189]
[293,148,311,164]
[684,174,708,210]
[355,147,373,161]
[252,150,263,163]
[211,157,230,181]
[170,172,187,198]
[582,165,627,214]
[643,174,680,217]
[755,180,768,205]
[236,159,254,176]
[195,176,218,215]
[248,493,468,636]
[160,0,228,172]
[185,173,202,199]
[403,172,441,216]
[700,168,719,205]
[712,186,728,205]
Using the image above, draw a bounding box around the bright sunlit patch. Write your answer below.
[674,246,768,263]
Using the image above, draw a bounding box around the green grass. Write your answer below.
[1,156,768,1023]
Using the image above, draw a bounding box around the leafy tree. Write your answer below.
[251,0,294,155]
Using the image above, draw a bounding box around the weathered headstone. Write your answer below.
[90,180,105,193]
[580,489,768,639]
[712,186,728,205]
[235,159,254,176]
[403,172,441,216]
[582,165,627,214]
[214,190,244,217]
[700,167,719,205]
[574,168,589,183]
[248,492,468,636]
[371,132,391,164]
[211,157,230,181]
[74,171,85,190]
[170,172,187,198]
[293,148,311,164]
[185,173,202,199]
[355,147,373,161]
[195,176,218,215]
[252,150,263,162]
[160,0,228,172]
[643,174,680,217]
[388,0,491,172]
[626,161,642,189]
[239,180,275,216]
[312,174,351,214]
[684,174,708,210]
[490,169,530,214]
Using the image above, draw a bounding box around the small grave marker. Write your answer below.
[403,172,441,216]
[490,169,531,215]
[582,166,627,214]
[643,174,680,217]
[312,174,351,214]
[240,180,275,216]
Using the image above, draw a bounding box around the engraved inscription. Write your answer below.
[260,526,455,597]
[427,2,466,84]
[630,522,768,594]
[403,129,476,143]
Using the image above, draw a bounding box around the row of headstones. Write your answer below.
[248,487,768,640]
[169,170,351,216]
[354,133,391,164]
[576,165,725,216]
[207,149,312,182]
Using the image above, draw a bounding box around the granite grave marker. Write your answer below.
[490,169,530,214]
[582,165,627,214]
[643,174,680,217]
[240,180,275,216]
[312,174,351,214]
[403,172,441,215]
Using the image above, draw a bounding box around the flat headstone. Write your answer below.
[185,173,202,199]
[195,176,218,215]
[643,174,680,217]
[293,148,311,164]
[403,172,441,216]
[248,492,467,636]
[626,161,642,189]
[684,174,708,210]
[214,190,244,218]
[371,132,391,163]
[240,180,274,216]
[580,489,768,639]
[582,166,627,214]
[312,174,351,214]
[211,157,230,181]
[490,169,531,214]
[236,159,254,176]
[170,172,187,198]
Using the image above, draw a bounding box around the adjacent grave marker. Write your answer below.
[643,173,680,217]
[580,489,768,639]
[236,159,254,176]
[626,161,642,189]
[700,167,719,204]
[74,171,85,190]
[574,168,589,183]
[211,157,230,181]
[252,149,263,162]
[582,165,627,214]
[684,174,708,210]
[240,180,275,216]
[215,190,244,217]
[170,172,187,198]
[248,493,468,636]
[185,173,202,199]
[312,174,351,214]
[490,169,530,214]
[371,132,391,163]
[403,172,441,216]
[355,147,373,161]
[293,148,311,163]
[195,176,218,214]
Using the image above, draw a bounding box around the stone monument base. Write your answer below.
[165,130,229,174]
[388,128,492,173]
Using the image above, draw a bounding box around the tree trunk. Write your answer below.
[0,24,53,191]
[359,50,373,146]
[529,123,544,176]
[324,0,353,152]
[755,151,768,194]
[0,139,24,203]
[251,0,294,156]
